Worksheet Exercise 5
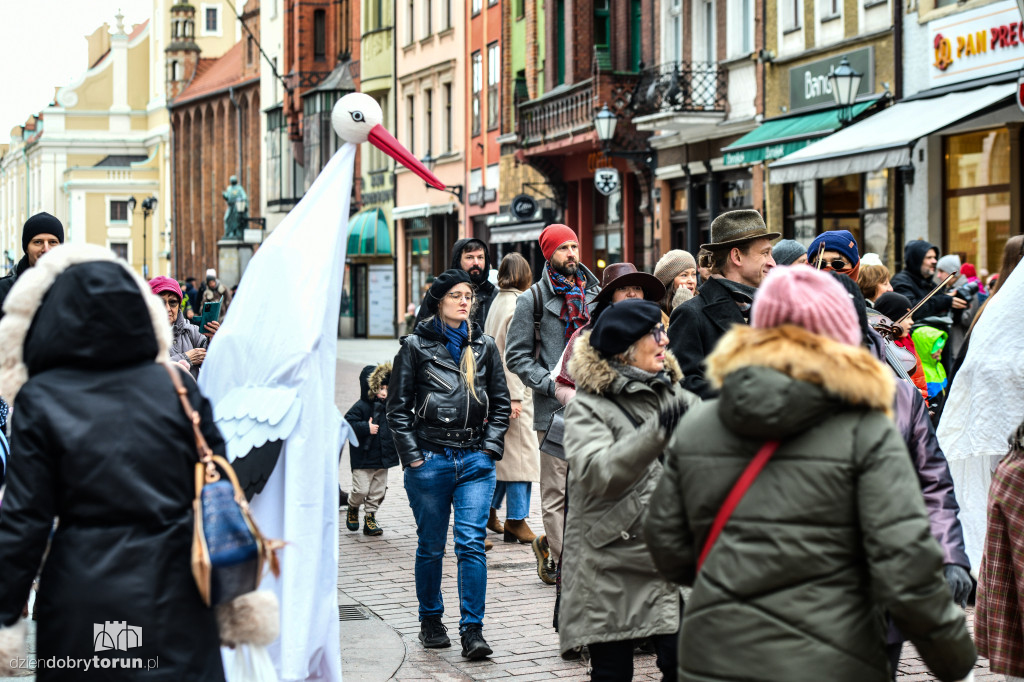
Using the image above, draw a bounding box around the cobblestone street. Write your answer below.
[332,343,998,681]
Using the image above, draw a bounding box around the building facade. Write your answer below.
[464,0,502,244]
[0,16,167,279]
[394,0,465,322]
[168,0,261,284]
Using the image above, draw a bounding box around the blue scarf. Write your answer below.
[435,318,469,364]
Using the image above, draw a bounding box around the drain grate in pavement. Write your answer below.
[489,561,536,570]
[338,604,370,621]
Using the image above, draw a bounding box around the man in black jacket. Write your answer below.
[413,238,497,328]
[891,239,967,322]
[667,209,778,398]
[0,212,65,319]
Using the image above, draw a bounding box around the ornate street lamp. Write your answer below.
[130,196,158,279]
[829,57,863,124]
[593,104,618,145]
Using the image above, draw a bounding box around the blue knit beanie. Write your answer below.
[807,230,859,267]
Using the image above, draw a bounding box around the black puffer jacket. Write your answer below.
[414,238,497,328]
[387,319,511,466]
[345,365,399,469]
[0,256,29,320]
[0,259,224,681]
[891,240,952,321]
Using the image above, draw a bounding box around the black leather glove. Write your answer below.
[659,395,690,435]
[944,564,972,607]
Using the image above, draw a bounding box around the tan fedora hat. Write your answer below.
[700,209,780,251]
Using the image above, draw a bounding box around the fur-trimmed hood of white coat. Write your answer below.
[0,243,170,404]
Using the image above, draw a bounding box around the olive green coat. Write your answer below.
[645,324,976,682]
[559,333,700,654]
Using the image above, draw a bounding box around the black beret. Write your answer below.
[589,299,663,358]
[425,268,474,314]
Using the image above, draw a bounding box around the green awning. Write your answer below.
[346,208,392,257]
[722,101,876,166]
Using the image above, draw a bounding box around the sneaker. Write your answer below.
[346,506,359,531]
[419,616,451,649]
[460,624,492,660]
[532,536,556,585]
[542,557,559,584]
[363,513,383,536]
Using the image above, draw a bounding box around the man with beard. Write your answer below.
[0,212,65,320]
[505,224,601,585]
[413,238,497,328]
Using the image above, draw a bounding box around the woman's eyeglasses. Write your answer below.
[815,258,851,272]
[650,324,667,344]
[445,292,476,303]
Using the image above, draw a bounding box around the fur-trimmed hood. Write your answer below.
[367,361,391,399]
[706,324,893,439]
[0,244,171,404]
[568,330,683,395]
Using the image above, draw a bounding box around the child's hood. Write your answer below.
[368,362,392,399]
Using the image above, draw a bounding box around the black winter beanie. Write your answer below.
[424,269,474,315]
[22,212,65,252]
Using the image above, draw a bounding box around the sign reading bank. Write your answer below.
[929,0,1024,89]
[788,47,874,112]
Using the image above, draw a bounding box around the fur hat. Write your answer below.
[653,250,697,288]
[22,212,64,252]
[751,266,860,347]
[539,224,579,261]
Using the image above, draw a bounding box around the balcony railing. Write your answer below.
[630,62,727,116]
[517,79,594,147]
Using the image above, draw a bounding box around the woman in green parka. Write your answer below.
[644,265,975,682]
[561,299,699,680]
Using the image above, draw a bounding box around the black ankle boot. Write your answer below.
[460,624,492,660]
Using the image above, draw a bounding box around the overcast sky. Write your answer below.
[1,0,151,137]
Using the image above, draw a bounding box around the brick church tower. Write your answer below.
[165,3,199,100]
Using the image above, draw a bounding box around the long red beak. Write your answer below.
[367,124,446,191]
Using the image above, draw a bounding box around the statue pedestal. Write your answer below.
[217,239,254,291]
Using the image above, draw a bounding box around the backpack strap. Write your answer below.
[697,440,781,572]
[531,282,543,361]
[607,396,641,428]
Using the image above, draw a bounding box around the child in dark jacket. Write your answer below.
[344,363,398,536]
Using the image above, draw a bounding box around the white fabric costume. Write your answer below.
[938,264,1024,572]
[199,144,357,682]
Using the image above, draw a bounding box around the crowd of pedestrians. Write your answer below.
[1,204,1022,682]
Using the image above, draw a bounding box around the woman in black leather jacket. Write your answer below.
[387,268,510,661]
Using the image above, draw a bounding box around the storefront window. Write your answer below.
[945,129,1011,274]
[406,220,432,313]
[785,170,888,257]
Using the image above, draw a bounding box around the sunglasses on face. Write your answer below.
[815,258,851,272]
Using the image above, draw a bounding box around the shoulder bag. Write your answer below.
[164,363,282,607]
[697,440,780,572]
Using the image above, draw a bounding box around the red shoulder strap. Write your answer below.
[697,440,781,573]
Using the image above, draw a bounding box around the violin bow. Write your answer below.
[893,273,957,327]
[814,241,826,270]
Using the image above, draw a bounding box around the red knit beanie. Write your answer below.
[539,224,579,261]
[751,265,860,347]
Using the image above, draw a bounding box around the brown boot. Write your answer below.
[485,538,493,552]
[487,508,504,535]
[503,519,537,544]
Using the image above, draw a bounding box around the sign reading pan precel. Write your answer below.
[789,47,874,112]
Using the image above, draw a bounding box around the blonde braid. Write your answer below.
[461,323,481,402]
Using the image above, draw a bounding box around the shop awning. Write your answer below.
[721,101,877,166]
[392,202,458,219]
[346,208,392,257]
[769,83,1014,184]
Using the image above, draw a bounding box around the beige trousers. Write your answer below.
[349,468,388,514]
[537,429,568,563]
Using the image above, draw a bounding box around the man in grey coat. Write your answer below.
[505,224,600,584]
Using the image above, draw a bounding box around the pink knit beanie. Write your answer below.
[751,265,860,346]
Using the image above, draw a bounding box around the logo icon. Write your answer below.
[594,168,621,197]
[94,622,142,652]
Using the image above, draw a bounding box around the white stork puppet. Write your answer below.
[198,92,445,682]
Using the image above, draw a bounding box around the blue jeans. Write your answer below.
[491,481,532,521]
[404,447,496,632]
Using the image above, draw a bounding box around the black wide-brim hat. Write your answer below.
[593,262,666,308]
[700,209,780,251]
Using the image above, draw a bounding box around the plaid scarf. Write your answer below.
[547,263,590,343]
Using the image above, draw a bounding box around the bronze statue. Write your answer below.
[222,175,249,240]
